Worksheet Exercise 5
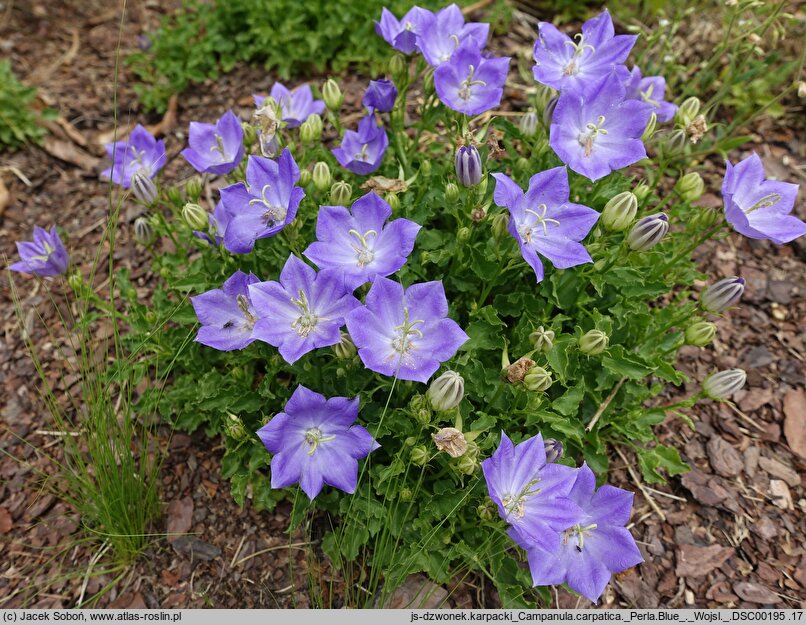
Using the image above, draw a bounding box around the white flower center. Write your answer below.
[304,427,336,456]
[577,115,608,157]
[458,64,487,102]
[563,523,598,552]
[248,183,288,226]
[290,290,320,337]
[391,307,425,357]
[518,204,561,242]
[562,33,595,76]
[348,229,378,267]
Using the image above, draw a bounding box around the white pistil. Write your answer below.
[290,289,319,338]
[563,523,598,552]
[577,115,608,157]
[248,183,287,225]
[29,240,56,263]
[502,478,542,520]
[639,83,660,107]
[457,65,487,102]
[355,144,370,162]
[236,294,257,328]
[562,33,596,76]
[208,133,227,160]
[304,427,336,456]
[744,193,782,215]
[347,229,378,267]
[391,307,425,357]
[522,204,561,239]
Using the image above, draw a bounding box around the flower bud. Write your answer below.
[299,118,317,144]
[601,191,638,231]
[579,329,609,355]
[399,487,413,502]
[307,113,323,139]
[514,156,530,174]
[675,172,704,202]
[524,366,552,392]
[633,182,652,204]
[389,54,407,84]
[182,202,209,231]
[166,186,183,207]
[322,79,343,111]
[423,70,435,95]
[663,128,687,155]
[534,83,557,112]
[385,193,401,212]
[186,176,203,202]
[455,145,482,187]
[475,174,488,199]
[432,427,468,458]
[225,413,248,441]
[133,216,155,246]
[131,170,158,206]
[477,499,496,521]
[332,331,356,359]
[519,110,538,137]
[67,272,84,293]
[471,206,486,222]
[543,95,559,127]
[419,159,432,177]
[504,356,535,384]
[491,212,509,241]
[457,226,471,242]
[298,169,312,187]
[700,277,745,313]
[312,161,332,192]
[427,370,464,412]
[690,206,719,230]
[242,121,257,147]
[628,213,669,251]
[330,181,352,206]
[445,181,460,205]
[702,368,746,400]
[529,326,555,352]
[410,445,429,466]
[685,321,717,347]
[544,438,563,464]
[676,96,701,127]
[641,111,657,142]
[415,408,431,426]
[456,454,478,475]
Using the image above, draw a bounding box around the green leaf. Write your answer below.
[602,346,654,380]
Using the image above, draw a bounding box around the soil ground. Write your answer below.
[1,0,804,610]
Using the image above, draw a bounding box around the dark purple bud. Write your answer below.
[627,213,669,251]
[363,79,398,113]
[137,34,151,51]
[543,438,563,463]
[455,145,482,187]
[700,277,745,313]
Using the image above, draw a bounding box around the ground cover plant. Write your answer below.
[7,0,804,609]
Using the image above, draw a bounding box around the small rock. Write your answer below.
[733,582,780,605]
[768,479,793,510]
[676,544,734,578]
[783,389,806,459]
[381,574,450,608]
[743,346,774,369]
[171,536,221,562]
[166,496,194,543]
[758,456,800,487]
[707,436,744,477]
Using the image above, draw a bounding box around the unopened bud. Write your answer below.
[330,181,352,206]
[457,226,471,242]
[432,427,468,458]
[515,156,530,174]
[663,128,687,155]
[534,83,557,112]
[322,79,343,111]
[702,368,746,400]
[225,413,248,441]
[798,81,806,99]
[385,193,401,212]
[519,110,538,137]
[477,499,497,521]
[700,277,745,313]
[131,170,158,206]
[543,95,559,127]
[504,356,535,384]
[455,145,482,187]
[332,332,356,359]
[675,172,705,202]
[456,454,478,475]
[524,366,552,392]
[311,163,331,193]
[298,169,312,187]
[307,113,323,139]
[423,70,435,95]
[419,159,432,177]
[601,191,638,231]
[67,272,84,293]
[427,370,464,412]
[544,438,563,463]
[685,321,717,347]
[579,329,609,355]
[399,487,413,502]
[166,186,183,207]
[641,111,658,142]
[628,213,669,251]
[633,182,652,204]
[186,176,203,202]
[242,121,257,147]
[491,212,509,241]
[529,326,555,352]
[445,181,460,205]
[676,96,701,127]
[410,445,429,466]
[299,118,317,144]
[182,202,209,231]
[389,54,407,84]
[133,216,155,246]
[690,206,719,230]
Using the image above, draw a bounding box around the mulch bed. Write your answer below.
[1,0,804,609]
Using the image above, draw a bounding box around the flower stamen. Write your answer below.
[236,294,257,327]
[458,65,488,102]
[745,193,782,215]
[391,307,426,356]
[248,183,288,225]
[524,204,562,237]
[304,427,336,456]
[577,115,608,157]
[563,33,596,76]
[290,289,320,337]
[347,229,378,267]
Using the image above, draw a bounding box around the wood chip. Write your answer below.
[768,479,793,510]
[758,456,800,487]
[675,543,734,578]
[707,435,744,477]
[783,388,806,459]
[733,582,780,605]
[41,137,101,171]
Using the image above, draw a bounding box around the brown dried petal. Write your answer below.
[432,427,468,458]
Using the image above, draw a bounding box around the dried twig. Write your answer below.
[615,446,667,522]
[77,539,111,606]
[586,377,627,432]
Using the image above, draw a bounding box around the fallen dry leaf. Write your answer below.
[41,137,101,171]
[0,507,12,533]
[733,582,780,605]
[166,495,194,543]
[360,176,408,194]
[783,388,806,459]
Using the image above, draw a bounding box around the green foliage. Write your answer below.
[128,0,478,113]
[0,59,47,151]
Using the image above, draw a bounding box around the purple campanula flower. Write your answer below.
[417,3,489,67]
[181,110,245,175]
[101,124,166,188]
[623,66,677,123]
[193,200,230,247]
[434,40,509,116]
[303,192,421,290]
[532,10,635,94]
[254,83,325,128]
[523,463,643,603]
[492,167,600,282]
[481,432,583,552]
[345,277,469,383]
[248,255,360,365]
[374,6,432,54]
[190,270,260,351]
[332,115,389,176]
[723,153,804,245]
[257,385,380,500]
[550,73,653,182]
[219,149,304,254]
[363,79,398,113]
[9,226,69,277]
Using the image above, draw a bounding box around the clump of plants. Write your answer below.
[0,59,48,151]
[12,2,803,608]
